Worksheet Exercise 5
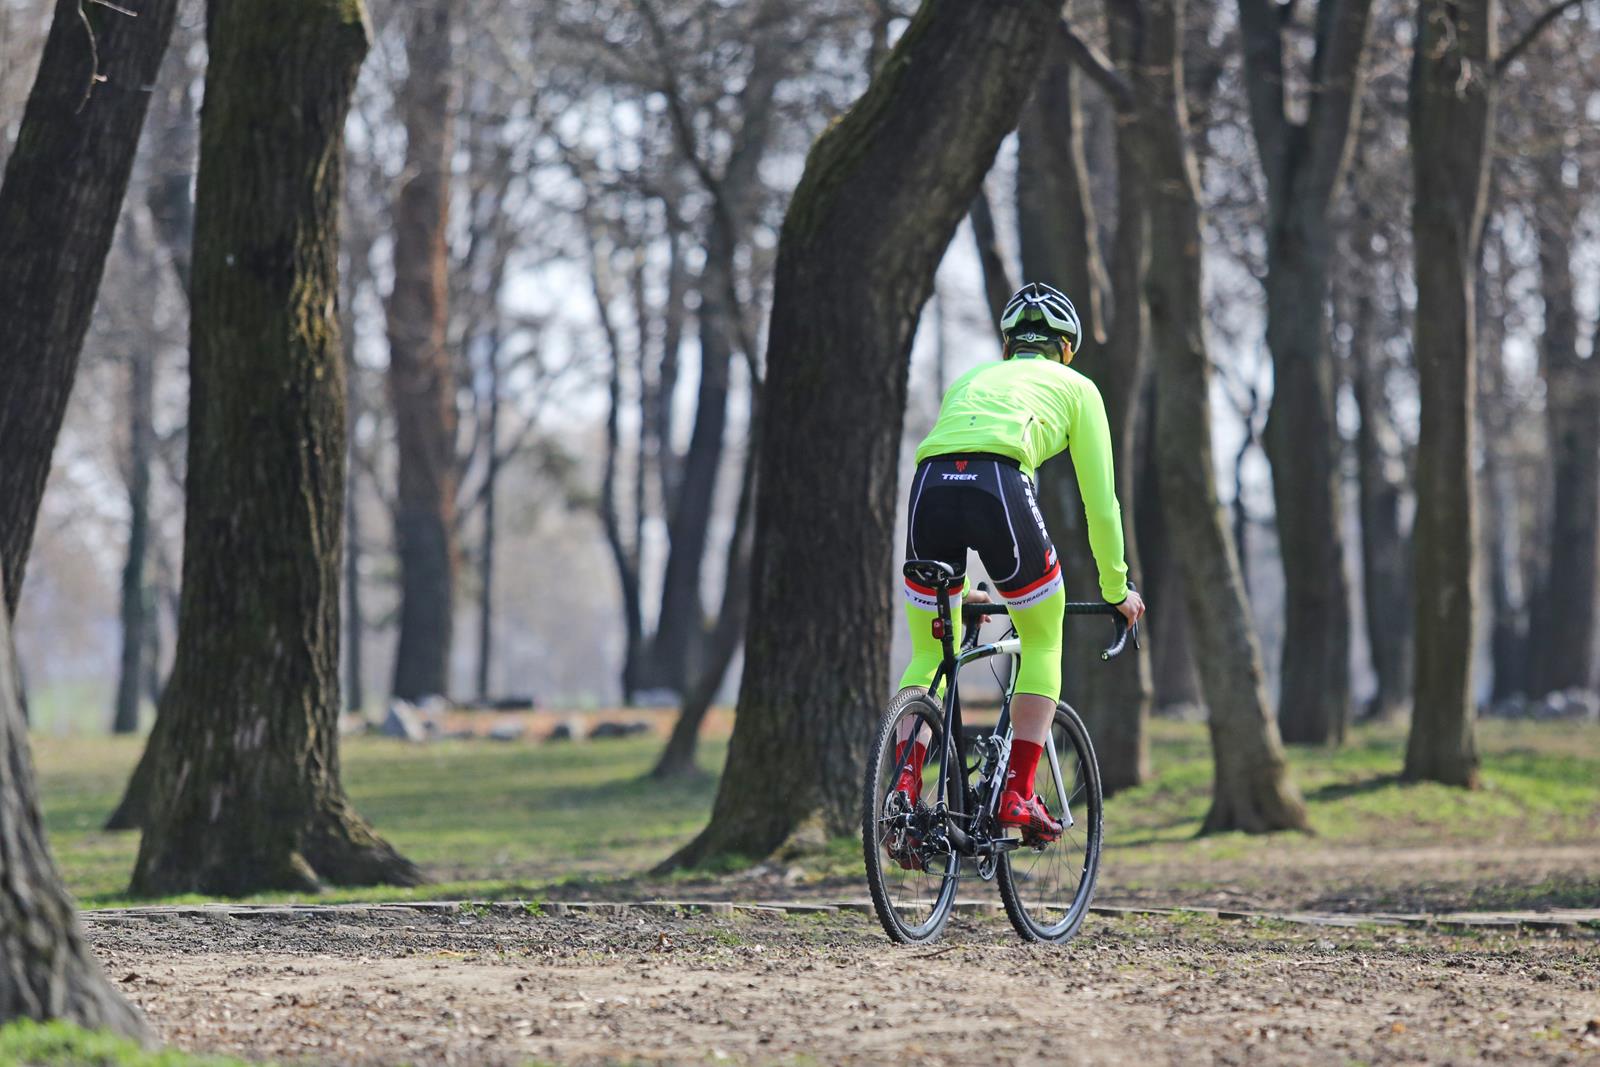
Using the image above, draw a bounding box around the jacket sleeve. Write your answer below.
[1069,382,1130,602]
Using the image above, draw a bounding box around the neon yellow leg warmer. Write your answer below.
[1008,586,1065,701]
[895,585,1064,701]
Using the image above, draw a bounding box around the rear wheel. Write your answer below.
[862,687,959,944]
[996,702,1102,942]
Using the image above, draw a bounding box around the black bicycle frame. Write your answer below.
[915,576,1135,858]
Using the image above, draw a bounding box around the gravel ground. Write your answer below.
[84,906,1600,1066]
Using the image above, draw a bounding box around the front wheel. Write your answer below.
[996,702,1103,943]
[862,687,959,944]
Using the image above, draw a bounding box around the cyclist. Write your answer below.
[894,282,1144,847]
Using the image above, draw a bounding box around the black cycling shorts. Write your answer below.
[903,453,1062,610]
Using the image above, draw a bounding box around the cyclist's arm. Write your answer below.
[1069,384,1130,603]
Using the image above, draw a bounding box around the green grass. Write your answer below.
[1101,718,1600,861]
[28,718,1600,908]
[0,1021,257,1067]
[34,733,725,906]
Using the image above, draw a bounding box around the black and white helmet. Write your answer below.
[1000,282,1081,355]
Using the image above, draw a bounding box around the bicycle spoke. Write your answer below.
[997,705,1102,942]
[864,695,960,943]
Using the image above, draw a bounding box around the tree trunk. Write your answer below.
[648,219,735,693]
[0,0,180,617]
[651,416,760,781]
[593,257,647,704]
[1137,388,1205,714]
[1235,0,1373,746]
[1019,46,1151,794]
[345,465,368,713]
[664,0,1059,868]
[1016,54,1109,346]
[386,0,459,702]
[1531,154,1599,694]
[968,186,1014,333]
[342,207,374,715]
[112,343,156,735]
[645,39,783,698]
[1,571,146,1037]
[1118,0,1308,832]
[475,330,501,702]
[1349,278,1413,720]
[1260,232,1352,745]
[1402,0,1492,788]
[1476,235,1527,703]
[128,0,422,896]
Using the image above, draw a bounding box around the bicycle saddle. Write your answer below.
[903,559,957,588]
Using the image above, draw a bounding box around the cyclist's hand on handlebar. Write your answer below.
[967,584,996,618]
[1114,588,1145,626]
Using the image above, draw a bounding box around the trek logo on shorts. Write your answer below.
[942,473,978,481]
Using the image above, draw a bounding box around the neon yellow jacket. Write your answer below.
[914,355,1129,602]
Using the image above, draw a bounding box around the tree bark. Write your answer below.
[128,0,421,896]
[1019,45,1151,794]
[0,0,180,618]
[1402,0,1492,788]
[664,0,1060,868]
[1115,0,1308,832]
[2,571,146,1036]
[112,342,156,735]
[1235,0,1373,746]
[1531,153,1599,694]
[386,0,460,702]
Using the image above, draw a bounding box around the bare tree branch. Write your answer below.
[1494,0,1589,76]
[1056,16,1134,109]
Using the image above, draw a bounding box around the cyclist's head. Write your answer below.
[1000,282,1080,364]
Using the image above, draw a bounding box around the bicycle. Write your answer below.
[862,558,1138,944]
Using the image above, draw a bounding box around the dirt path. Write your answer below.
[84,907,1600,1066]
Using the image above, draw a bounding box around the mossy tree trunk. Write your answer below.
[128,0,422,896]
[1401,0,1493,788]
[1,572,146,1038]
[663,0,1060,869]
[0,0,180,618]
[386,0,460,703]
[1019,43,1152,795]
[1110,0,1309,832]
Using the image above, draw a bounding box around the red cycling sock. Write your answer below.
[894,739,927,776]
[1005,740,1044,797]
